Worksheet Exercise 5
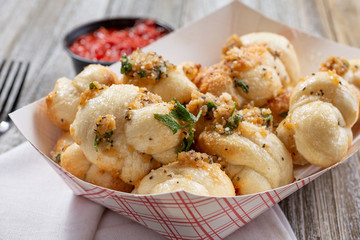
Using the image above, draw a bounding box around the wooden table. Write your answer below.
[0,0,359,239]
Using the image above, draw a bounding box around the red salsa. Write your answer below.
[69,20,167,62]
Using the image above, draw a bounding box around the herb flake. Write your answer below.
[224,103,242,135]
[234,79,249,93]
[94,134,100,152]
[263,113,272,122]
[89,82,98,90]
[121,55,132,75]
[55,153,61,164]
[154,113,182,134]
[206,102,217,112]
[225,113,243,135]
[279,111,288,118]
[154,99,202,152]
[170,99,196,123]
[155,68,162,80]
[138,70,146,78]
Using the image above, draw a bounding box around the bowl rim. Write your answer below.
[63,17,174,65]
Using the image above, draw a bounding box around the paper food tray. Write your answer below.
[10,1,360,239]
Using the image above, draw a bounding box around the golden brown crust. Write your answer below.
[320,56,349,76]
[128,88,163,110]
[133,150,235,196]
[46,77,80,131]
[121,49,176,86]
[187,91,273,137]
[223,44,268,72]
[221,34,243,57]
[72,64,120,92]
[277,71,359,167]
[45,92,69,130]
[61,143,133,192]
[265,91,291,126]
[179,62,202,82]
[196,63,233,95]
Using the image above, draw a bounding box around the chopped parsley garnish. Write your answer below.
[94,134,100,152]
[138,70,146,78]
[154,99,202,152]
[104,130,114,139]
[154,114,182,134]
[279,111,288,118]
[155,68,162,80]
[263,113,273,122]
[121,55,132,75]
[206,102,217,112]
[179,131,194,152]
[55,153,61,164]
[170,99,198,123]
[89,82,98,90]
[225,114,243,135]
[224,102,243,135]
[229,102,237,117]
[94,130,114,152]
[234,78,249,93]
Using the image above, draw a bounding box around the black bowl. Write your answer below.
[64,17,173,74]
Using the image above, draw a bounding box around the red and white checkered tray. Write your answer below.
[10,1,360,239]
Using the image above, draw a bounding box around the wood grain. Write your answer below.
[0,0,358,239]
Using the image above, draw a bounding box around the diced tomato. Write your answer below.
[69,19,167,62]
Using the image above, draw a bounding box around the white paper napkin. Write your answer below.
[0,142,297,240]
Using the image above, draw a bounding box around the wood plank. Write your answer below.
[324,0,360,47]
[106,0,184,29]
[0,0,111,153]
[242,1,360,239]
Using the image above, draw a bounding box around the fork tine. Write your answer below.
[0,60,6,73]
[8,62,30,113]
[0,61,14,97]
[0,62,23,116]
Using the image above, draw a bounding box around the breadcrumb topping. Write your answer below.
[223,44,268,72]
[128,88,163,110]
[221,34,243,57]
[180,62,202,82]
[320,56,349,76]
[79,81,109,105]
[95,115,116,135]
[187,91,273,135]
[177,150,224,182]
[121,49,176,85]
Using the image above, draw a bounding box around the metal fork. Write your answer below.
[0,60,30,135]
